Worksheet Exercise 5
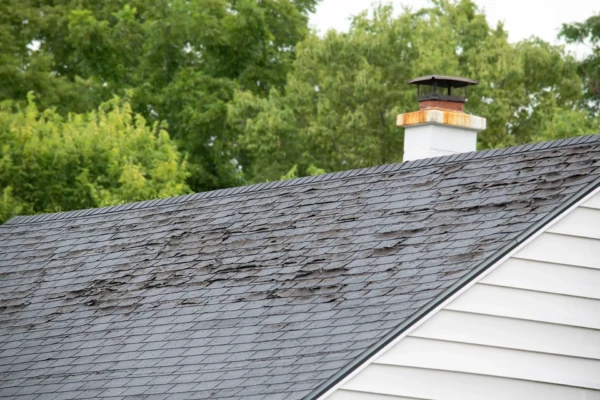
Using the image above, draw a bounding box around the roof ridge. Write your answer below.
[5,134,600,226]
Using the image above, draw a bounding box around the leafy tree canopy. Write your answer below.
[2,0,600,220]
[0,0,318,191]
[229,0,599,183]
[561,12,600,116]
[0,94,189,223]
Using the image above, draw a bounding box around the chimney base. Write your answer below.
[397,108,486,162]
[397,108,486,131]
[403,124,478,161]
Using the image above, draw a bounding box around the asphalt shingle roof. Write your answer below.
[2,135,600,400]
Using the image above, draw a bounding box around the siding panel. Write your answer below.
[410,310,600,360]
[481,258,600,299]
[547,207,600,239]
[583,192,600,209]
[376,337,600,389]
[328,390,425,400]
[514,233,600,269]
[342,365,600,400]
[445,284,600,329]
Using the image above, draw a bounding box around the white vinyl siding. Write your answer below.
[329,392,423,400]
[325,190,600,400]
[480,258,600,299]
[411,310,600,360]
[338,365,600,400]
[376,337,600,389]
[445,284,600,329]
[514,232,600,269]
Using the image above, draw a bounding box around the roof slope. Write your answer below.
[1,135,600,400]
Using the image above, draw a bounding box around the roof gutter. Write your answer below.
[307,175,600,400]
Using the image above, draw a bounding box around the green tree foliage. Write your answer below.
[561,12,600,115]
[2,0,599,204]
[0,94,189,223]
[0,0,318,191]
[280,164,326,180]
[229,0,597,183]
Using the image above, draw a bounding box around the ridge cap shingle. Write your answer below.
[6,133,600,226]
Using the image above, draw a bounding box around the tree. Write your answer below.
[0,0,319,191]
[0,94,189,223]
[229,0,593,183]
[561,12,600,116]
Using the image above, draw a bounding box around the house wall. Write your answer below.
[325,191,600,400]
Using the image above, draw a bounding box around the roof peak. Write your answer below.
[6,134,600,226]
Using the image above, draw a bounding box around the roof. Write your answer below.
[1,134,600,400]
[407,75,479,87]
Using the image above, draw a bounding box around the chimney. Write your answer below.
[397,75,486,162]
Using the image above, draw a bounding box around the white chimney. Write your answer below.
[397,75,486,162]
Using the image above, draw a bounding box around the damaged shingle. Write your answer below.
[2,136,600,400]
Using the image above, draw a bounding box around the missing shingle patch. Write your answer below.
[377,228,428,240]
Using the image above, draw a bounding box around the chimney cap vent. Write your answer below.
[408,75,478,105]
[407,75,478,88]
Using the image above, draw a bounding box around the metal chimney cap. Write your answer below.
[407,75,479,88]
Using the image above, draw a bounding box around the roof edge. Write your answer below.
[306,175,600,400]
[5,134,600,226]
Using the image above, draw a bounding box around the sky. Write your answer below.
[310,0,599,57]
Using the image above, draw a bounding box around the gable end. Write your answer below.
[315,183,600,400]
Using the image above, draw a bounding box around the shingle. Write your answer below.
[2,136,600,400]
[167,382,200,393]
[119,385,149,396]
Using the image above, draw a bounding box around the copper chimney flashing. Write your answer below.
[408,75,478,112]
